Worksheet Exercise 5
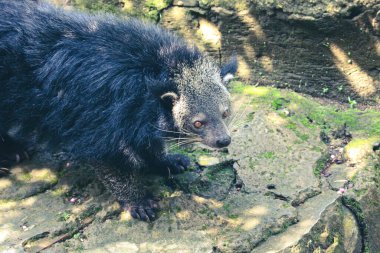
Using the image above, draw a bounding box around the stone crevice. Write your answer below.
[341,196,369,253]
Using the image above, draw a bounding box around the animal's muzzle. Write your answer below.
[215,135,231,148]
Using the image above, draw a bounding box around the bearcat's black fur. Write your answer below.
[0,0,203,166]
[0,0,236,220]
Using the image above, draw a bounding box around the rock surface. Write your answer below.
[49,0,380,105]
[159,0,380,106]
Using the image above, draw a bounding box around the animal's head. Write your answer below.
[160,57,238,149]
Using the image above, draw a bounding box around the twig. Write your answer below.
[36,216,95,253]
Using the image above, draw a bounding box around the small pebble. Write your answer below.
[337,188,346,195]
[278,108,290,116]
[373,142,380,151]
[235,182,243,191]
[197,156,220,166]
[69,197,78,204]
[322,171,332,177]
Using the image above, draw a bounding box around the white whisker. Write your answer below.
[228,104,250,129]
[168,138,201,150]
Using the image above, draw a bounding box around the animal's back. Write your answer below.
[0,0,199,160]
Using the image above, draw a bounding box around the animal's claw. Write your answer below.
[0,151,30,168]
[121,199,159,222]
[166,154,191,174]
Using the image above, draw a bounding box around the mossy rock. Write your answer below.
[173,160,235,200]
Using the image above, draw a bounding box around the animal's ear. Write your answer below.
[160,92,179,108]
[220,56,238,84]
[146,75,178,108]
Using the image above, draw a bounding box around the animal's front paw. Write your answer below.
[0,135,30,168]
[165,154,191,174]
[0,150,30,168]
[120,199,159,222]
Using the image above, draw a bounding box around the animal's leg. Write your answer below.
[93,163,159,221]
[160,153,191,175]
[0,133,29,170]
[148,153,191,176]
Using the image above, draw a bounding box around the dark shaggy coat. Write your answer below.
[0,0,202,170]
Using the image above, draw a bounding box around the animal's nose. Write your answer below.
[216,136,231,148]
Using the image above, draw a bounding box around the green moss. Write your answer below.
[75,245,84,253]
[288,94,380,137]
[66,0,173,21]
[204,171,216,181]
[272,98,289,110]
[259,151,276,159]
[285,121,296,131]
[222,203,239,219]
[144,0,172,21]
[198,0,249,10]
[353,188,368,197]
[375,162,380,189]
[79,204,102,220]
[51,186,68,197]
[73,233,81,239]
[19,172,32,182]
[42,172,59,185]
[227,213,239,219]
[160,188,172,198]
[203,163,234,181]
[170,144,212,165]
[223,203,232,212]
[300,116,316,129]
[144,9,159,21]
[259,216,297,240]
[0,199,14,206]
[230,81,281,100]
[230,82,380,138]
[345,137,380,150]
[145,0,171,10]
[285,121,309,141]
[314,153,330,177]
[298,133,309,141]
[246,111,255,122]
[325,236,340,253]
[72,0,122,14]
[198,207,214,218]
[311,146,324,152]
[58,210,72,222]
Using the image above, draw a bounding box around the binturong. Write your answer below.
[0,0,237,221]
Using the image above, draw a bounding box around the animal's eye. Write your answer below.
[222,110,230,119]
[193,121,203,129]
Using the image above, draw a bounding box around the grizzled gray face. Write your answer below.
[169,58,236,149]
